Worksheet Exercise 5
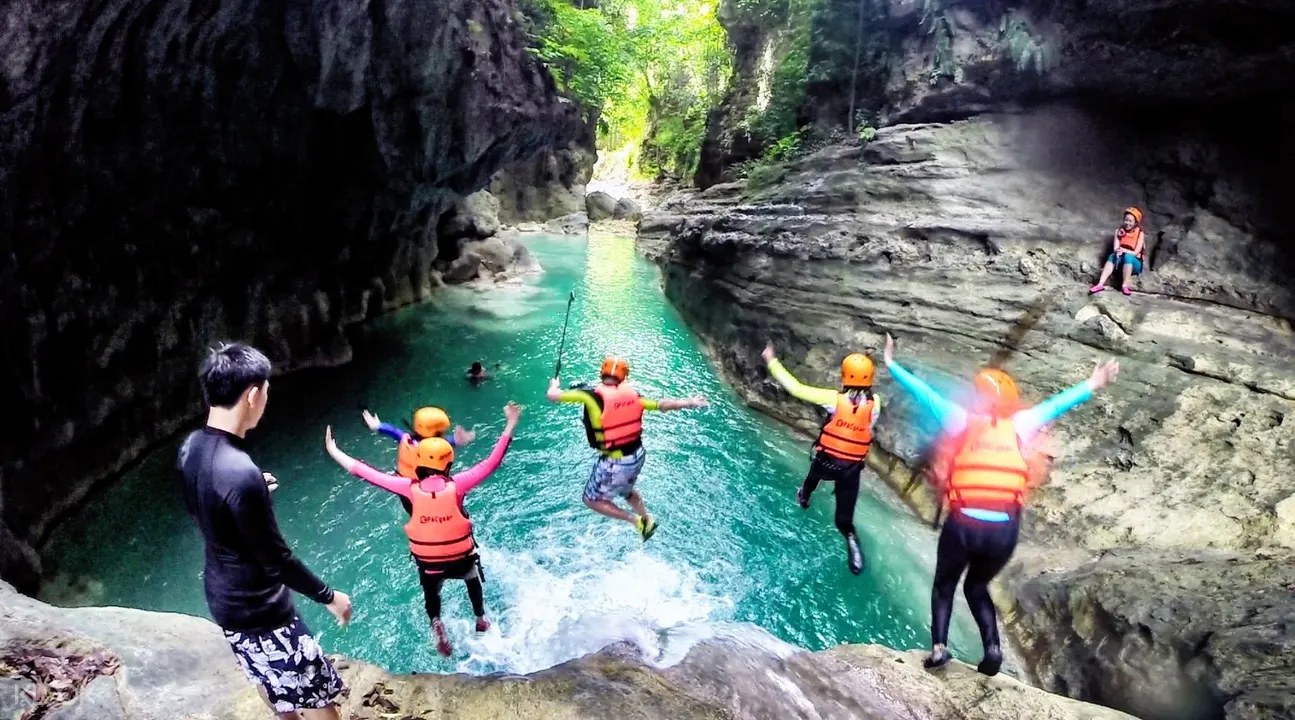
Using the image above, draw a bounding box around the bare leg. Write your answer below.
[1093,260,1115,288]
[300,707,341,720]
[254,686,300,720]
[1121,262,1134,289]
[626,489,649,519]
[584,498,637,524]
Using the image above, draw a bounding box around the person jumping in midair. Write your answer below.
[761,343,881,575]
[883,333,1118,676]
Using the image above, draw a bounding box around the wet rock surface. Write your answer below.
[0,581,1134,720]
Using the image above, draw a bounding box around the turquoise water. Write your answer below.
[42,234,978,674]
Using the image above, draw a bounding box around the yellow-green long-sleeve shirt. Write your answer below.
[767,358,881,427]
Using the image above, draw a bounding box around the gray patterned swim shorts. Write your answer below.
[583,447,647,502]
[222,615,344,712]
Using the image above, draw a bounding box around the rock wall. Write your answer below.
[488,132,597,225]
[638,105,1295,719]
[0,0,583,592]
[0,581,1136,720]
[696,0,1295,186]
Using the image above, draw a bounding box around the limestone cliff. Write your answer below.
[639,108,1295,719]
[0,0,583,592]
[0,581,1135,720]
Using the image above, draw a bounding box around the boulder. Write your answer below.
[612,198,642,221]
[439,190,502,241]
[585,191,617,222]
[544,212,589,236]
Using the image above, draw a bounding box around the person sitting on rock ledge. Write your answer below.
[883,334,1119,677]
[761,343,881,576]
[1090,206,1147,296]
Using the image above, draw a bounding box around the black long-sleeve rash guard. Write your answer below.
[178,427,333,632]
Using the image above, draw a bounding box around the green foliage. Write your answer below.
[999,16,1055,74]
[804,0,889,132]
[525,0,731,181]
[857,125,876,142]
[736,0,818,146]
[744,163,788,191]
[920,0,958,84]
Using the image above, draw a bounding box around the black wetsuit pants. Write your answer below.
[930,511,1020,650]
[801,451,863,537]
[417,557,486,621]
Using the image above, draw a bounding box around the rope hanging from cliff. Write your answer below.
[554,290,576,379]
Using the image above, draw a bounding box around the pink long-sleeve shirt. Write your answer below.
[345,432,513,499]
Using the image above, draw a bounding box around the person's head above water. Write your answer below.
[469,361,484,374]
[412,406,451,439]
[600,355,630,385]
[971,367,1020,417]
[199,342,272,433]
[414,437,455,479]
[1122,206,1142,230]
[841,353,875,390]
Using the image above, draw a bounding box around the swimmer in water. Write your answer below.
[466,361,489,386]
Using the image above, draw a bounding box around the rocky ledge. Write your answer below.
[0,581,1133,720]
[638,106,1295,719]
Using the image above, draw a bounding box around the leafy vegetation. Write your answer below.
[524,0,731,181]
[999,15,1055,74]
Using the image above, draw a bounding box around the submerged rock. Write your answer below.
[0,581,1133,720]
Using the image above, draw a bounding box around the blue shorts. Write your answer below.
[1107,253,1142,275]
[223,616,344,713]
[583,447,647,502]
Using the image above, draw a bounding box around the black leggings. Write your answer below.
[930,512,1020,649]
[800,452,863,537]
[417,559,486,621]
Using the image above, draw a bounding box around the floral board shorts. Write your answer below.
[583,447,647,502]
[222,615,344,712]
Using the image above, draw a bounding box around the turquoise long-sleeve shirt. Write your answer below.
[886,361,1092,443]
[887,360,1094,522]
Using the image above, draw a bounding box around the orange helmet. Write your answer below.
[973,368,1020,416]
[1123,206,1143,225]
[414,437,454,473]
[412,406,451,438]
[841,353,875,387]
[600,356,630,382]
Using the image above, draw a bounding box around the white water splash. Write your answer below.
[451,542,742,675]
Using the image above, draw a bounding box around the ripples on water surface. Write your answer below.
[44,234,978,674]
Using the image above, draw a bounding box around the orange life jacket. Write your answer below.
[1116,226,1143,258]
[395,436,419,479]
[591,383,644,453]
[404,480,475,565]
[946,415,1028,512]
[816,392,874,462]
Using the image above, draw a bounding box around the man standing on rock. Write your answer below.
[761,343,881,575]
[178,342,352,720]
[882,334,1119,676]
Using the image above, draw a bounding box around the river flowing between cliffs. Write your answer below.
[42,234,978,675]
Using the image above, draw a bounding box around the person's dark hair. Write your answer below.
[470,361,483,373]
[198,342,272,408]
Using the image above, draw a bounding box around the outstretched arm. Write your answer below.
[453,403,521,495]
[1014,359,1119,442]
[644,396,707,412]
[324,426,412,498]
[883,334,967,434]
[762,344,839,408]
